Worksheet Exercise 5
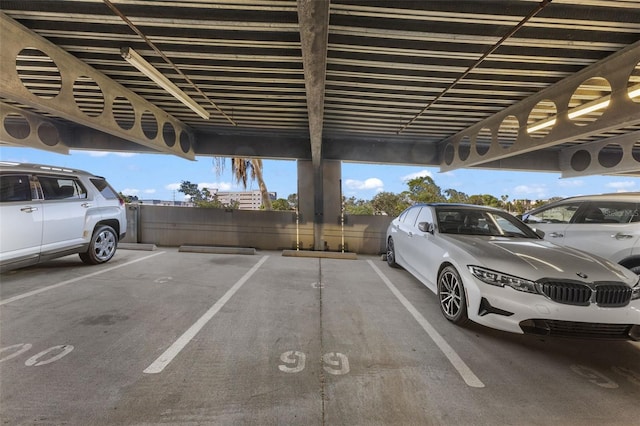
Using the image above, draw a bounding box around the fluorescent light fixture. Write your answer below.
[628,83,640,99]
[121,47,210,119]
[527,83,640,134]
[527,117,556,134]
[567,98,610,119]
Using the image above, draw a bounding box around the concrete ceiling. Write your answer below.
[1,0,640,178]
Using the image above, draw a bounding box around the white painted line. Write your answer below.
[0,252,166,306]
[367,260,485,388]
[144,255,269,374]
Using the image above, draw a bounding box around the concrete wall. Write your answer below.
[122,204,392,255]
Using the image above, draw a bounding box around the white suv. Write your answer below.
[521,193,640,273]
[0,162,127,271]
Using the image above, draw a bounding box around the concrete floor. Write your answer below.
[1,247,639,425]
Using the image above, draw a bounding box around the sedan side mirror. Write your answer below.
[417,222,435,234]
[533,228,545,238]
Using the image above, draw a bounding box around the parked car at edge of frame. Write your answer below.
[0,162,127,272]
[385,203,640,340]
[519,193,640,274]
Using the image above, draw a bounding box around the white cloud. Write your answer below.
[143,189,156,194]
[344,178,384,192]
[199,182,233,191]
[558,179,584,188]
[165,183,181,191]
[71,150,136,158]
[401,169,432,182]
[606,181,636,192]
[121,188,140,195]
[513,184,548,199]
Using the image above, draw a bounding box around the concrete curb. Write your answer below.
[118,243,157,251]
[281,250,357,260]
[179,245,257,255]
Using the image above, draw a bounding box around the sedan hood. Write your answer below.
[442,235,637,285]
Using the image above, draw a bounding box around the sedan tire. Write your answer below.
[386,237,399,268]
[79,225,118,265]
[438,265,469,325]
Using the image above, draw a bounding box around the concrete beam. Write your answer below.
[0,12,195,160]
[440,40,640,174]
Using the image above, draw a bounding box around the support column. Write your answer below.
[297,159,342,251]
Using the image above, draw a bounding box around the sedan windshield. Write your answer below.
[435,207,539,239]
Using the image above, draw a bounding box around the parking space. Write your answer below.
[1,248,639,425]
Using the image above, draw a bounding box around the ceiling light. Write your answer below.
[121,47,210,119]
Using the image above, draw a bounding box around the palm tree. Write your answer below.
[215,157,273,210]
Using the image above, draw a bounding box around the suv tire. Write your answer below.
[80,225,118,265]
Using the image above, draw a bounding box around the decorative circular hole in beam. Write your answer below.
[113,96,135,130]
[633,141,640,163]
[4,112,30,139]
[527,99,557,139]
[443,143,455,165]
[498,115,518,149]
[458,136,470,161]
[73,76,104,117]
[179,131,191,154]
[16,48,61,99]
[162,122,176,147]
[141,110,158,140]
[629,61,640,104]
[568,77,611,127]
[570,150,591,172]
[598,143,623,169]
[476,128,491,156]
[37,122,60,147]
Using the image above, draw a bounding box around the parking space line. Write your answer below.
[0,252,166,306]
[144,255,269,374]
[367,260,485,388]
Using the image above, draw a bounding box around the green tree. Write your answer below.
[272,198,293,211]
[178,180,225,208]
[371,191,409,216]
[344,196,374,215]
[444,189,469,204]
[406,176,445,203]
[467,194,501,207]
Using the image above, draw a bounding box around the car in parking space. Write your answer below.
[385,203,640,340]
[520,193,640,274]
[0,162,127,272]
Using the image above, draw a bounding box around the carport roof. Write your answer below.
[1,0,639,177]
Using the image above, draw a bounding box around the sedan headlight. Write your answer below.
[632,278,640,301]
[468,265,538,294]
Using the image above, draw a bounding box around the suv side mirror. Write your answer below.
[417,222,434,234]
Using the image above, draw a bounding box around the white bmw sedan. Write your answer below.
[386,203,640,340]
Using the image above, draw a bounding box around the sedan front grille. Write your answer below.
[520,319,635,340]
[539,281,591,306]
[595,284,632,307]
[538,281,632,307]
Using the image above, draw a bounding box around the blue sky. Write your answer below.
[1,146,636,203]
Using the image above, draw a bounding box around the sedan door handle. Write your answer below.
[408,231,414,238]
[81,202,92,208]
[612,232,633,240]
[20,206,38,213]
[548,232,563,238]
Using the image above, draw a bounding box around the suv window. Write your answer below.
[525,203,581,224]
[38,175,88,200]
[90,177,119,200]
[575,202,639,224]
[0,174,31,202]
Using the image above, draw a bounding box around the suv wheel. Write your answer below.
[80,225,117,265]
